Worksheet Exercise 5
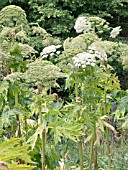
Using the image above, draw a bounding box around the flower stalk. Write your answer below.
[94,126,98,170]
[78,138,84,170]
[75,73,84,170]
[38,85,45,170]
[15,89,21,137]
[88,136,94,170]
[104,90,111,170]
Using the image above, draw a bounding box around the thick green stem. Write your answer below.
[78,139,84,170]
[94,148,98,170]
[104,91,111,170]
[88,136,94,170]
[24,115,27,141]
[39,98,45,170]
[94,127,98,170]
[106,127,111,169]
[75,74,79,100]
[42,129,45,170]
[15,90,21,137]
[15,90,18,106]
[37,85,45,170]
[89,67,98,169]
[75,74,84,170]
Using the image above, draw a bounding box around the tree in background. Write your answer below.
[0,0,128,38]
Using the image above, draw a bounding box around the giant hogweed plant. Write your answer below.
[21,15,126,169]
[22,59,83,170]
[56,16,122,170]
[65,51,120,170]
[0,5,29,30]
[0,10,127,170]
[0,5,60,64]
[57,16,128,74]
[0,72,33,138]
[0,23,37,139]
[0,25,37,77]
[29,22,62,53]
[0,15,39,168]
[0,7,65,169]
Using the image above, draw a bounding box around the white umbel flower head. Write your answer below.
[88,46,107,62]
[42,45,56,55]
[74,16,91,33]
[73,52,96,69]
[94,50,107,61]
[40,45,62,58]
[110,26,122,38]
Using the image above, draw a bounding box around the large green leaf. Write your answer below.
[0,138,35,170]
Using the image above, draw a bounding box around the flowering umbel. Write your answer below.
[110,26,122,38]
[74,16,91,34]
[88,46,107,62]
[40,45,61,59]
[73,52,96,69]
[24,60,66,86]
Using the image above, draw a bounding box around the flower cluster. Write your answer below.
[88,46,107,62]
[4,72,23,83]
[110,26,122,38]
[74,16,91,34]
[40,45,61,59]
[19,43,37,57]
[72,52,96,69]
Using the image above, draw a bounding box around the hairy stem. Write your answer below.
[75,74,84,170]
[15,89,21,137]
[94,127,98,170]
[88,136,94,170]
[106,126,111,169]
[42,129,45,170]
[24,115,27,141]
[90,67,98,170]
[104,91,111,169]
[78,138,84,170]
[39,103,45,170]
[75,74,79,100]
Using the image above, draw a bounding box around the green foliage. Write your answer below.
[0,25,37,75]
[0,0,8,10]
[0,138,35,169]
[0,81,9,110]
[98,142,128,170]
[0,2,127,170]
[29,0,85,35]
[57,33,99,71]
[24,59,66,87]
[28,23,49,52]
[50,121,84,144]
[0,5,28,30]
[26,0,128,38]
[57,27,128,74]
[28,23,61,52]
[1,0,128,39]
[91,40,128,74]
[88,16,110,35]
